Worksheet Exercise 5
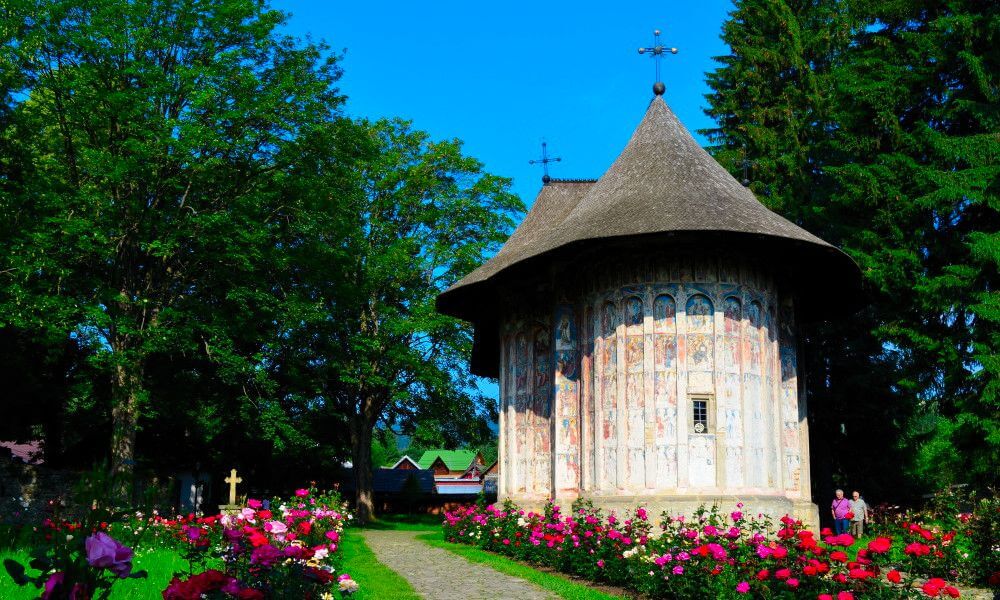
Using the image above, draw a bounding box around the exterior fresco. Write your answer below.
[497,257,807,507]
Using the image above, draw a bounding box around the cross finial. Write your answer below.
[637,29,678,96]
[528,141,561,185]
[741,145,753,187]
[224,468,242,506]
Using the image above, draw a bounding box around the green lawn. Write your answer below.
[415,531,627,600]
[340,528,421,600]
[0,548,194,599]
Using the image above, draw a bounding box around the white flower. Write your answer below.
[338,578,359,594]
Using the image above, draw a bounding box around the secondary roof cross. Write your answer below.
[529,141,561,185]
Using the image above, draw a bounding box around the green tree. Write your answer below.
[0,0,344,483]
[827,0,999,488]
[704,0,1000,494]
[268,117,520,522]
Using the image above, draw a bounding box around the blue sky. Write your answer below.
[276,1,736,206]
[275,1,737,414]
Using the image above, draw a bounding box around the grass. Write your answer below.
[359,513,443,532]
[0,547,195,599]
[340,528,421,600]
[415,531,627,600]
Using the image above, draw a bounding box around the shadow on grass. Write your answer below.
[358,513,443,531]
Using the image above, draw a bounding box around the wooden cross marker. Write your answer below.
[225,468,242,505]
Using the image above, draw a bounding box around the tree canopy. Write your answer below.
[704,0,999,495]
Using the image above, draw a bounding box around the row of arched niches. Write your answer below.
[498,258,809,503]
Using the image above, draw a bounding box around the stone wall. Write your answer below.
[0,458,78,524]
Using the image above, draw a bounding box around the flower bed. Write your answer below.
[4,487,359,599]
[443,500,973,599]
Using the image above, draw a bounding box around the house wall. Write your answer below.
[497,254,817,525]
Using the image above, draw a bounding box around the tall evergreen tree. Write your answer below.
[827,0,999,487]
[705,0,1000,495]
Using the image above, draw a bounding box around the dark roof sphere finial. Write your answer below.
[542,174,551,185]
[653,82,666,96]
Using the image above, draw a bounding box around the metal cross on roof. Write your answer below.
[638,29,678,96]
[529,141,561,185]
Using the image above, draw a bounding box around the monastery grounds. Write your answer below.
[4,484,995,599]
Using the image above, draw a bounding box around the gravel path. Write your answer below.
[362,529,560,600]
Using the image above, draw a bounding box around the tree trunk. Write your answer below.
[110,358,143,500]
[349,415,376,524]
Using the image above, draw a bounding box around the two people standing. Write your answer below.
[831,489,869,536]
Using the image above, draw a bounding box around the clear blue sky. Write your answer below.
[275,1,736,415]
[275,0,736,207]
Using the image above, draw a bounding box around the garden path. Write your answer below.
[362,529,561,600]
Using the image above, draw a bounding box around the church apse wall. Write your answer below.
[497,254,811,514]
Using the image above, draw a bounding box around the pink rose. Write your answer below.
[295,488,310,497]
[736,581,750,594]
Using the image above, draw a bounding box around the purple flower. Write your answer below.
[42,572,64,599]
[736,581,750,594]
[251,544,282,568]
[84,532,133,578]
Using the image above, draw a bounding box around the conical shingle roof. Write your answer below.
[437,96,862,376]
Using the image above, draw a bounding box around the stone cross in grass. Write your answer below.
[225,468,242,505]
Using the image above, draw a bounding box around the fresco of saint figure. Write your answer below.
[686,294,713,333]
[724,297,741,335]
[688,334,714,370]
[655,335,677,370]
[653,295,676,332]
[556,310,574,349]
[625,336,644,371]
[625,296,643,331]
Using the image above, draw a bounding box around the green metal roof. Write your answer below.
[416,449,477,471]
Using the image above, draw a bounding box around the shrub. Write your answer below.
[444,500,968,599]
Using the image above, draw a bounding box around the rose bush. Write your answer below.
[161,488,357,599]
[4,487,357,599]
[443,500,970,599]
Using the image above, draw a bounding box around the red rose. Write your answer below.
[887,570,902,583]
[922,582,942,597]
[944,586,960,598]
[775,568,791,580]
[905,542,931,556]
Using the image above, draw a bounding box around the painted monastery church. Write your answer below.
[436,86,861,525]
